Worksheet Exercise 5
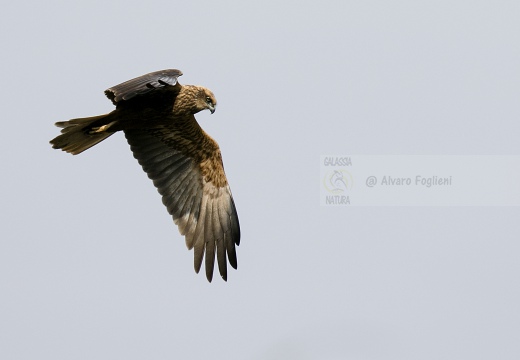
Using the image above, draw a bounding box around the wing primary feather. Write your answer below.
[225,204,238,269]
[204,201,216,282]
[193,227,205,275]
[213,198,227,281]
[230,197,241,245]
[193,194,208,274]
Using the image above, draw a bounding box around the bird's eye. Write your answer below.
[205,97,212,104]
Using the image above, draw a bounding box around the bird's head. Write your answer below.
[174,85,218,116]
[196,86,217,114]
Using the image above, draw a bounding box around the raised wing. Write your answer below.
[104,69,183,105]
[124,121,240,282]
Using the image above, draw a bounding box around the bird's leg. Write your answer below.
[90,121,117,134]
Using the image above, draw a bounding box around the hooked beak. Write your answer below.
[208,104,216,114]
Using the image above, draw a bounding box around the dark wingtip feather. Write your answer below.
[206,268,214,283]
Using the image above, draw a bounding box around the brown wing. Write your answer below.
[104,69,183,105]
[124,119,240,282]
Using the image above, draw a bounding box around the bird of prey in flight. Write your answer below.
[50,69,240,282]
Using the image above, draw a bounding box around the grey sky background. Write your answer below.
[1,1,519,359]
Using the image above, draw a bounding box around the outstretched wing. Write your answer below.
[105,69,183,105]
[124,120,240,282]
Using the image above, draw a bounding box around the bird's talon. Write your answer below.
[90,121,116,134]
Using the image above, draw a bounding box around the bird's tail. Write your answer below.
[50,114,116,155]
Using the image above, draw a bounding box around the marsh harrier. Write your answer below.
[50,69,240,282]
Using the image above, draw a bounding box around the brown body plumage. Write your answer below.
[50,69,240,282]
